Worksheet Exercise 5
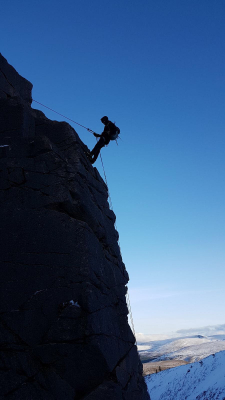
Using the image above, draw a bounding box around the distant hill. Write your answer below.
[145,350,225,400]
[138,334,225,363]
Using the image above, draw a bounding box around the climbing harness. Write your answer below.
[32,99,135,340]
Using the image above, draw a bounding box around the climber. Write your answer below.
[87,116,120,164]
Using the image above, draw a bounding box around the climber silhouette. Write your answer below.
[87,116,120,164]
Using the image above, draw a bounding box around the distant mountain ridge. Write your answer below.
[138,334,225,363]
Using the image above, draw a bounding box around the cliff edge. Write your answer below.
[0,54,150,400]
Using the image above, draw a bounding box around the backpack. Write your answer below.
[109,122,120,141]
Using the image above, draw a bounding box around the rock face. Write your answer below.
[0,54,150,400]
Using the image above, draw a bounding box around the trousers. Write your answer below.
[90,137,106,163]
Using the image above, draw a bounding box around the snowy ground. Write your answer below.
[139,335,225,363]
[145,350,225,400]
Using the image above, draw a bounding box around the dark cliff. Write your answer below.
[0,54,150,400]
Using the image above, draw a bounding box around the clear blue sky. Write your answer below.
[2,0,225,335]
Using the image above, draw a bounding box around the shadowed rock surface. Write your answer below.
[0,54,150,400]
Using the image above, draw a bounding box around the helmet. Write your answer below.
[101,116,108,124]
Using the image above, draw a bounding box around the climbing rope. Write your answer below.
[98,151,137,344]
[98,143,113,210]
[32,99,95,133]
[32,99,136,342]
[126,290,137,343]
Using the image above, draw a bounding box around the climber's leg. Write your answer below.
[90,137,105,163]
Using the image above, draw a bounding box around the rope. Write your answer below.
[32,99,135,340]
[99,150,137,344]
[99,152,113,210]
[32,99,95,133]
[126,290,137,343]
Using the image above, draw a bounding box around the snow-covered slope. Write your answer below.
[155,337,211,354]
[139,335,225,363]
[158,340,225,362]
[145,350,225,400]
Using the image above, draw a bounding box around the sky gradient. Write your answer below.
[1,0,225,336]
